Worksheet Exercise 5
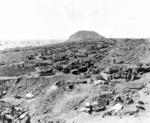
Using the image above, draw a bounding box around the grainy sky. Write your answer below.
[0,0,150,40]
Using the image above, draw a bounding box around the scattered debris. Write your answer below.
[14,95,22,99]
[0,105,30,123]
[138,101,144,105]
[94,80,105,85]
[25,92,34,99]
[66,84,74,90]
[0,36,150,122]
[100,72,110,81]
[110,103,123,113]
[115,95,123,103]
[103,103,123,117]
[136,104,145,110]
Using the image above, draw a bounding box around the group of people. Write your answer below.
[0,105,31,123]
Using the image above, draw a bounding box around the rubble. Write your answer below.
[66,84,74,91]
[25,92,34,99]
[92,101,106,112]
[78,100,107,114]
[103,103,123,117]
[100,72,110,81]
[138,101,144,105]
[93,80,105,85]
[110,103,123,113]
[136,105,145,110]
[14,95,22,99]
[0,105,30,123]
[1,36,150,122]
[123,109,139,116]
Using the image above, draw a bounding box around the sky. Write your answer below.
[0,0,150,41]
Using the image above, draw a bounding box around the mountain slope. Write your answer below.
[68,30,105,42]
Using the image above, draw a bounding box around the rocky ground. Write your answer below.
[0,31,150,123]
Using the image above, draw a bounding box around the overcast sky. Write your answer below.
[0,0,150,40]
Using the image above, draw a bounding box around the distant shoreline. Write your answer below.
[0,39,66,51]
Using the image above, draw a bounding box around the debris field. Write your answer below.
[0,31,150,123]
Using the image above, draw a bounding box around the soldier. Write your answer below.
[11,105,16,116]
[113,59,116,64]
[126,72,130,82]
[125,71,128,81]
[0,92,2,99]
[25,114,31,123]
[85,102,93,114]
[0,110,2,121]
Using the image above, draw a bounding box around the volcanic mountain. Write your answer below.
[68,30,105,42]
